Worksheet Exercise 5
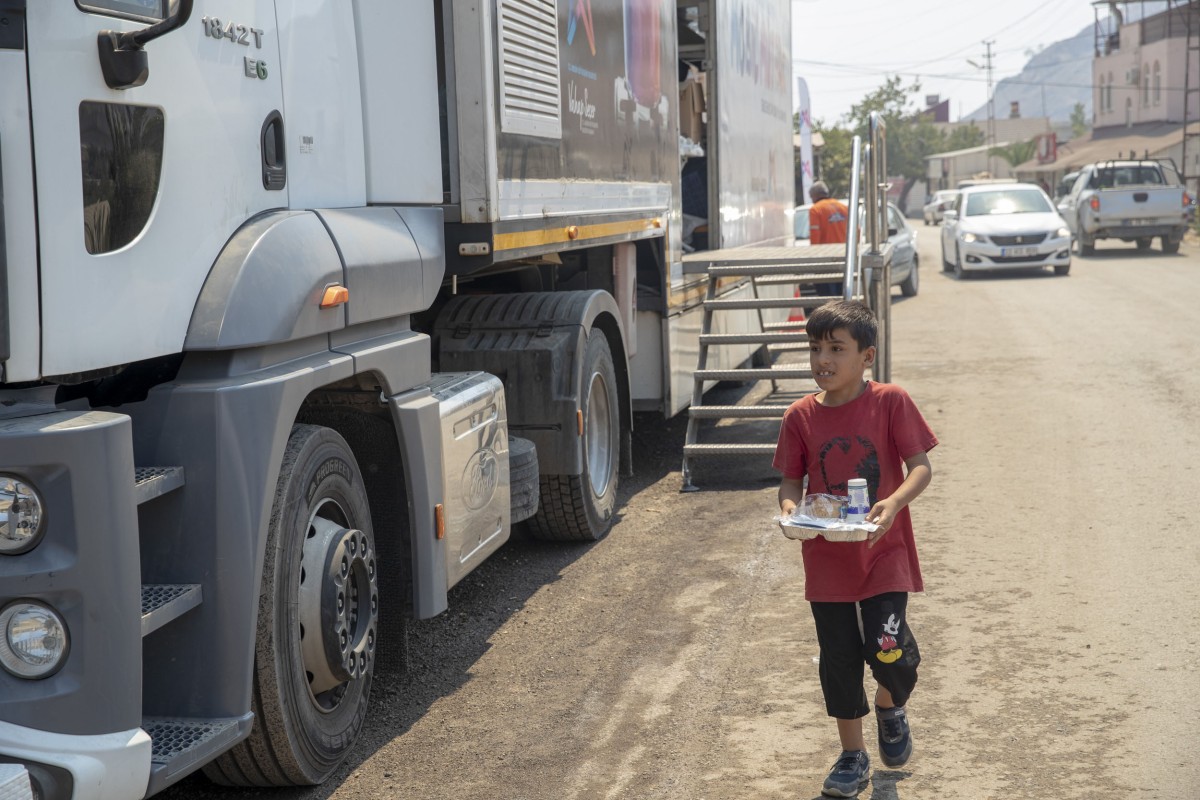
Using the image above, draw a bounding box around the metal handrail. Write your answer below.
[866,112,891,383]
[844,135,863,300]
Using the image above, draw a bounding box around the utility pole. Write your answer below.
[969,40,997,177]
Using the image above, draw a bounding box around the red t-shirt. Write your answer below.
[773,382,938,602]
[809,198,850,244]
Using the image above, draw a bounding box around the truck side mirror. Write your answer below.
[97,0,194,89]
[943,210,958,222]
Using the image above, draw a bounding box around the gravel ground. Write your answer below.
[161,233,1200,800]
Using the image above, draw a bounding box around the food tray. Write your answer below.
[777,516,878,543]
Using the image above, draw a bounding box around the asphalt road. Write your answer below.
[163,228,1200,800]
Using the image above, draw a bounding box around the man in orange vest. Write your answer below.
[809,181,850,296]
[809,180,849,244]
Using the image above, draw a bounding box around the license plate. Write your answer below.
[1122,218,1154,226]
[1002,246,1039,257]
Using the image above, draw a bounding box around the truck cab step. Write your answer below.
[143,715,252,796]
[134,467,185,505]
[141,584,202,637]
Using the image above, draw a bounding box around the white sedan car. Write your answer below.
[940,184,1072,278]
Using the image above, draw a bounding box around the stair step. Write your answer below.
[134,467,185,505]
[763,320,808,331]
[689,405,791,419]
[144,715,252,796]
[707,262,843,277]
[705,295,842,310]
[141,584,203,637]
[695,367,813,381]
[683,443,778,456]
[766,342,810,352]
[699,331,808,345]
[753,273,845,286]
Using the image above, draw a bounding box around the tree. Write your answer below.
[841,76,950,208]
[812,122,853,199]
[989,139,1037,169]
[945,124,985,151]
[1070,102,1088,139]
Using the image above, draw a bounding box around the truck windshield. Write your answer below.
[965,189,1052,216]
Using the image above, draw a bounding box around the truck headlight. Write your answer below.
[961,232,983,243]
[0,602,69,678]
[0,475,46,554]
[1056,227,1070,239]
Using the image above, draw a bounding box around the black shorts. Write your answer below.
[809,592,921,719]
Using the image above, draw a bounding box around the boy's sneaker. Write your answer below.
[821,749,870,797]
[875,705,912,767]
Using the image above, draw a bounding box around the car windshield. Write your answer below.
[964,189,1052,216]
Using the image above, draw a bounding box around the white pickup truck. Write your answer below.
[1060,160,1191,255]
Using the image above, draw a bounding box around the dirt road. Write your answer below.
[165,233,1199,799]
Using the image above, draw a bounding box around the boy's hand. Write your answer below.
[865,499,901,548]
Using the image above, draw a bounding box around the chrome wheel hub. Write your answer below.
[299,502,378,707]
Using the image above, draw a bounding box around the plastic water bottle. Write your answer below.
[846,478,870,523]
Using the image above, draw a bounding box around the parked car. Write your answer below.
[923,190,960,226]
[794,201,919,296]
[1059,160,1190,254]
[940,184,1072,278]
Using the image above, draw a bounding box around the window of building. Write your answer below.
[1099,75,1106,113]
[1107,72,1114,111]
[1153,62,1161,105]
[1143,64,1150,106]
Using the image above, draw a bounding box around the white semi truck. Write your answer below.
[0,1,795,797]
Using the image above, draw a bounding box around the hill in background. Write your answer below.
[964,24,1094,124]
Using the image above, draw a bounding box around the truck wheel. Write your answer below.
[941,242,953,272]
[526,330,619,542]
[1075,222,1095,255]
[204,425,377,786]
[1136,237,1152,251]
[1161,237,1180,254]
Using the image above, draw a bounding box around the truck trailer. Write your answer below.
[0,1,795,797]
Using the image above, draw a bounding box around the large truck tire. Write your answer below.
[204,425,377,786]
[526,330,619,542]
[1161,236,1180,254]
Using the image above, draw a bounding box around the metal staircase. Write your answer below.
[679,114,894,491]
[679,246,851,490]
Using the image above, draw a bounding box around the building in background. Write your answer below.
[1014,2,1200,198]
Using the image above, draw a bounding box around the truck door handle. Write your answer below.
[261,111,286,191]
[1133,192,1148,202]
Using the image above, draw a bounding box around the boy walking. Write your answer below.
[773,301,937,798]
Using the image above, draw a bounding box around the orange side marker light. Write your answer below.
[320,285,350,308]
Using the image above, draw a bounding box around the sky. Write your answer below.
[791,0,1111,125]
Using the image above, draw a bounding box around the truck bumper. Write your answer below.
[0,720,150,800]
[1089,224,1185,241]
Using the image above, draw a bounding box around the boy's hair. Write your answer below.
[805,300,878,350]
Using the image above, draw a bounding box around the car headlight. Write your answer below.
[961,232,986,243]
[1055,227,1070,239]
[0,475,46,555]
[0,602,69,679]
